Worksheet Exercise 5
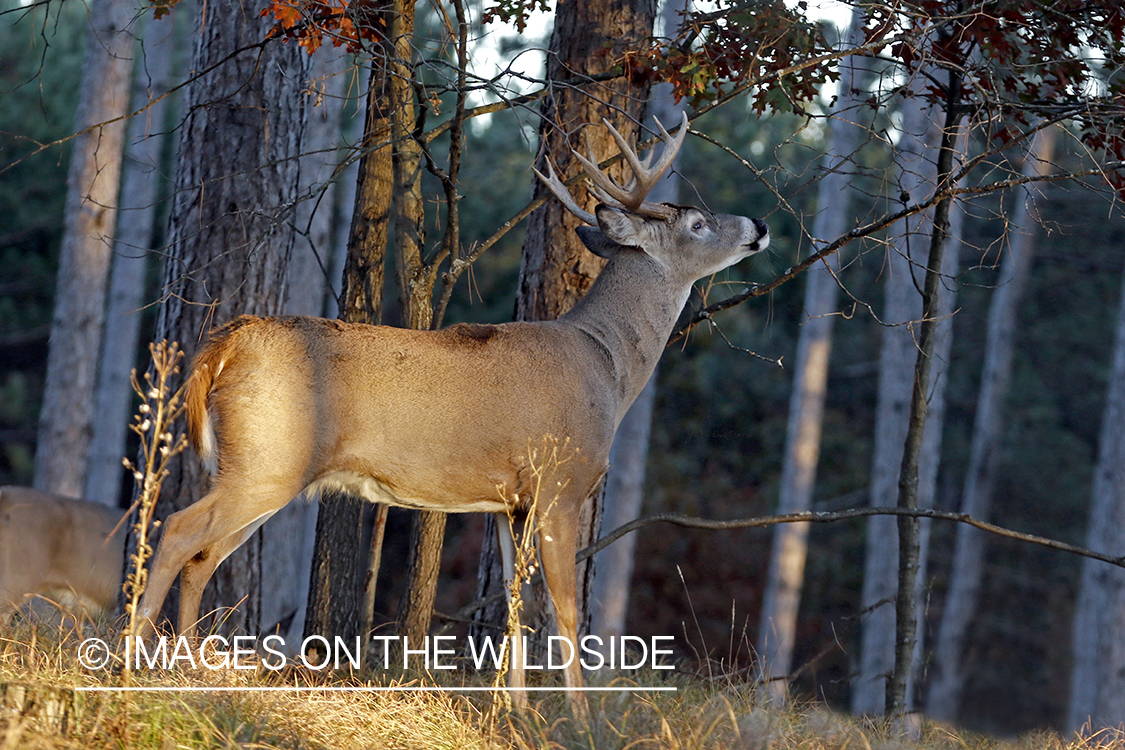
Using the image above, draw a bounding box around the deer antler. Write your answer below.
[575,111,686,220]
[534,111,688,224]
[533,159,598,226]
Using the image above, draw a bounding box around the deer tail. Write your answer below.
[185,317,257,474]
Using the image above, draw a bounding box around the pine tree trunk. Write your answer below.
[35,0,135,499]
[1069,244,1125,730]
[473,0,656,653]
[928,128,1054,722]
[756,9,867,705]
[150,0,307,635]
[305,32,394,645]
[84,17,177,507]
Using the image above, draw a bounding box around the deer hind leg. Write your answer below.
[136,485,294,638]
[177,509,279,636]
[495,513,527,711]
[537,503,590,723]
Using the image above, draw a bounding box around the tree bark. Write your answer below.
[150,0,307,635]
[756,9,867,706]
[35,0,135,499]
[287,46,348,319]
[85,16,176,507]
[928,127,1054,722]
[385,0,451,646]
[473,0,656,653]
[304,34,394,645]
[592,373,656,641]
[887,69,963,718]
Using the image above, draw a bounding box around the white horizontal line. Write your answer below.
[75,685,677,693]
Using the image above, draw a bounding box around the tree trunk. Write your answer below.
[287,46,348,319]
[886,70,963,718]
[904,195,962,711]
[261,45,349,644]
[756,9,867,706]
[84,16,177,507]
[323,104,363,321]
[591,374,656,641]
[304,32,394,645]
[34,0,135,499]
[852,82,957,716]
[150,0,307,636]
[473,0,656,653]
[384,0,452,646]
[928,127,1054,722]
[1069,244,1125,731]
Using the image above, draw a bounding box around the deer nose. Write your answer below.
[752,218,769,238]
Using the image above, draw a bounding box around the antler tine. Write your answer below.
[572,148,628,208]
[572,112,688,220]
[599,118,653,198]
[533,158,598,225]
[649,110,689,180]
[536,112,690,224]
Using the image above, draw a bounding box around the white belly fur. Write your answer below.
[305,470,510,513]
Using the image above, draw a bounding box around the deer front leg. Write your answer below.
[537,505,590,725]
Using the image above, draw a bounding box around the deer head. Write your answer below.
[537,110,767,270]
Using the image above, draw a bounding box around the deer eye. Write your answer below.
[691,220,704,231]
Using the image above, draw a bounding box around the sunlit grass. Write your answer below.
[1,615,1112,750]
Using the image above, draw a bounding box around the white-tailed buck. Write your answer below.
[136,113,768,716]
[0,486,126,621]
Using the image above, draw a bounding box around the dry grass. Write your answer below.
[1,615,1117,750]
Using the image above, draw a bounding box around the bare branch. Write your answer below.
[668,159,1125,344]
[440,504,1125,632]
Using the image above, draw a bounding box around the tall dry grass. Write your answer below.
[1,613,1114,750]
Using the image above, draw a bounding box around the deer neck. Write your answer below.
[559,251,690,424]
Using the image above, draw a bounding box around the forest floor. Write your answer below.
[0,617,1114,750]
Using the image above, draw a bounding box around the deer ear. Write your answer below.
[592,204,648,251]
[576,225,627,258]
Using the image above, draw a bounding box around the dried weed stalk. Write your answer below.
[121,341,188,643]
[486,436,572,726]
